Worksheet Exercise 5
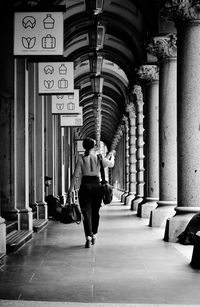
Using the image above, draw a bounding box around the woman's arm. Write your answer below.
[103,151,115,168]
[68,156,81,195]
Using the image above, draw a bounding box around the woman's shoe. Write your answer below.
[85,236,92,248]
[91,234,97,245]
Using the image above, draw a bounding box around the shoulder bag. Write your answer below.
[98,154,113,205]
[60,195,81,224]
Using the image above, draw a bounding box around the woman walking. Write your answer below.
[67,137,115,248]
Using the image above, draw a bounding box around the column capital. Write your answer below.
[162,0,200,21]
[126,102,135,116]
[147,34,177,60]
[133,84,143,102]
[136,65,159,82]
[122,114,128,123]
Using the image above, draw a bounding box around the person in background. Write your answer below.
[67,137,115,248]
[44,176,52,197]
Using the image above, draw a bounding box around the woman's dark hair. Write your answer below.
[83,137,95,156]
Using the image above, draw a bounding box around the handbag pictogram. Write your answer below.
[42,34,56,49]
[58,78,68,89]
[67,102,75,110]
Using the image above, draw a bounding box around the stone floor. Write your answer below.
[0,196,199,306]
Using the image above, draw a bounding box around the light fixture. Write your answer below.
[96,25,105,50]
[93,0,104,15]
[93,94,102,110]
[96,56,103,74]
[96,0,104,10]
[90,76,104,93]
[89,55,103,75]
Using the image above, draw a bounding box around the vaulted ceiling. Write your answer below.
[12,0,159,149]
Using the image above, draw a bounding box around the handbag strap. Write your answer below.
[98,154,106,183]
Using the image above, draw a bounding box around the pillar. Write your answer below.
[121,117,129,203]
[64,128,70,196]
[132,85,145,211]
[0,7,14,254]
[125,102,137,207]
[28,63,37,212]
[147,34,177,227]
[44,95,53,197]
[110,119,125,190]
[162,1,200,241]
[136,65,159,218]
[52,115,62,197]
[14,59,33,230]
[35,64,47,219]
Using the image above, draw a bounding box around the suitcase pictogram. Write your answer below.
[67,102,75,110]
[42,34,56,49]
[58,78,68,89]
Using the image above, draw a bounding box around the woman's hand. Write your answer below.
[66,191,73,204]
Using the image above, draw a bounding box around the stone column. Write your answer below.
[44,95,53,197]
[136,65,159,218]
[35,64,47,219]
[132,85,145,211]
[14,59,33,230]
[147,34,177,227]
[57,120,63,197]
[64,127,70,195]
[162,1,200,241]
[125,102,137,207]
[121,117,129,203]
[0,7,14,254]
[0,85,14,255]
[52,115,62,196]
[28,63,37,213]
[110,120,125,189]
[52,115,57,196]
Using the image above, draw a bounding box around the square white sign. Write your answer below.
[52,90,80,114]
[60,109,83,127]
[14,12,64,55]
[38,62,74,94]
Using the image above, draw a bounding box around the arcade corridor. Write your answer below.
[2,0,200,305]
[0,194,199,306]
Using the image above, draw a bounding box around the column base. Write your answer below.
[149,205,176,227]
[125,193,135,207]
[121,192,129,204]
[164,213,195,242]
[2,209,19,221]
[137,199,158,218]
[132,197,143,212]
[37,201,48,219]
[0,217,6,255]
[113,189,124,202]
[18,208,33,231]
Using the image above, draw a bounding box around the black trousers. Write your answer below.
[78,176,102,238]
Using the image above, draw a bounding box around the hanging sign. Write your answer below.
[14,11,64,56]
[38,62,74,94]
[52,90,80,114]
[60,108,83,127]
